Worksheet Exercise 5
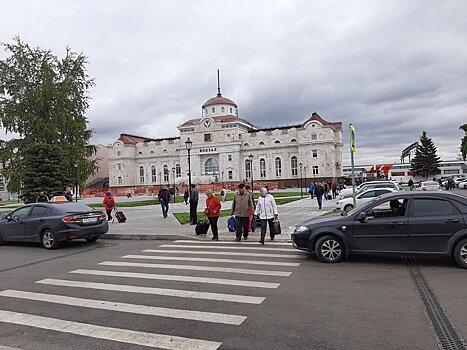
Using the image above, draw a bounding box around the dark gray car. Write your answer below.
[0,202,108,249]
[292,192,467,268]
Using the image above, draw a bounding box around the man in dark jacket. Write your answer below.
[158,186,171,218]
[189,184,199,225]
[63,186,73,201]
[36,191,49,202]
[231,183,254,241]
[314,182,324,209]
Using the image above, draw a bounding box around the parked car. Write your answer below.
[417,181,441,191]
[292,191,467,268]
[336,188,397,212]
[454,177,467,187]
[0,202,108,249]
[338,181,401,199]
[458,181,467,189]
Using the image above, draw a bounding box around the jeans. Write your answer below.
[317,195,323,209]
[161,201,169,218]
[208,216,219,238]
[260,218,276,241]
[235,216,249,239]
[190,200,198,224]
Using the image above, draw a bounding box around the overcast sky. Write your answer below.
[1,0,467,165]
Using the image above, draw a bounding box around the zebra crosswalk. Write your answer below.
[0,239,307,350]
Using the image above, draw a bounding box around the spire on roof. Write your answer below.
[217,69,221,97]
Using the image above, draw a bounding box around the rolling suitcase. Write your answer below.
[114,207,127,223]
[195,220,210,235]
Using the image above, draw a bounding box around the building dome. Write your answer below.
[202,94,237,108]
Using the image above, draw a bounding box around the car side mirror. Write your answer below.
[5,214,11,221]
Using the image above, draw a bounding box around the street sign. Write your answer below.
[349,124,356,152]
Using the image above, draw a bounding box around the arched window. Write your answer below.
[245,159,252,179]
[260,158,266,178]
[139,166,145,184]
[311,132,318,141]
[259,141,265,146]
[163,165,169,182]
[290,138,297,143]
[150,150,155,154]
[212,107,215,113]
[176,164,181,178]
[204,158,219,173]
[163,149,168,153]
[138,151,143,155]
[275,157,282,177]
[151,165,156,183]
[291,156,298,176]
[230,107,233,113]
[244,143,249,147]
[274,140,280,144]
[221,107,225,113]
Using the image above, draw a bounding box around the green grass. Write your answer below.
[173,197,303,225]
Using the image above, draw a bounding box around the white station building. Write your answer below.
[108,86,343,190]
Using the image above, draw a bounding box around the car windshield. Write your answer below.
[52,202,94,214]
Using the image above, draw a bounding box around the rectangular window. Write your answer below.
[117,151,121,157]
[245,160,252,179]
[312,166,319,175]
[228,170,233,180]
[117,163,122,170]
[291,157,298,176]
[444,169,460,175]
[117,176,122,185]
[311,133,317,141]
[260,158,266,178]
[275,158,282,177]
[312,150,318,158]
[228,154,232,161]
[204,133,212,142]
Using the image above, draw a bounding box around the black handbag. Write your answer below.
[273,218,281,235]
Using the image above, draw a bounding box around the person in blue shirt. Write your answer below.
[308,183,315,199]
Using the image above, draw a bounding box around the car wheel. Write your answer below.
[315,235,346,263]
[85,237,99,243]
[453,238,467,269]
[41,229,60,249]
[343,204,354,212]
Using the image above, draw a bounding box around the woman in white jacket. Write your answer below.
[254,187,278,244]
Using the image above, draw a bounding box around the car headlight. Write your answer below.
[294,225,308,233]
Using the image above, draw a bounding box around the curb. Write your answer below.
[101,233,292,241]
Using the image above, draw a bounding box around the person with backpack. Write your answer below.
[103,192,116,221]
[158,186,171,218]
[308,183,315,199]
[314,182,324,210]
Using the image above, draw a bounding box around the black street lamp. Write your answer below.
[221,170,224,189]
[304,165,307,188]
[248,154,254,195]
[185,137,193,222]
[73,162,78,202]
[159,172,162,188]
[172,166,176,203]
[299,162,303,198]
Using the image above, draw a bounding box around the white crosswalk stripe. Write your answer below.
[0,290,246,325]
[122,254,301,266]
[175,240,292,246]
[1,241,305,349]
[160,244,300,252]
[36,279,265,304]
[70,269,281,288]
[99,261,292,276]
[0,310,222,350]
[142,249,302,259]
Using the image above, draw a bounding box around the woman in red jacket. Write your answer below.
[103,192,116,221]
[205,189,221,241]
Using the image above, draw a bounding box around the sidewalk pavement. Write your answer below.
[96,195,338,241]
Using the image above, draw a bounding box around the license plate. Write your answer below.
[82,218,97,223]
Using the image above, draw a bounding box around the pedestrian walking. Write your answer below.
[408,178,414,190]
[36,191,49,202]
[103,192,116,221]
[324,182,329,200]
[254,187,278,244]
[308,183,315,199]
[231,183,254,241]
[158,186,171,218]
[314,182,324,209]
[189,184,199,225]
[331,181,337,199]
[245,184,255,233]
[183,189,189,206]
[220,188,227,202]
[204,189,221,241]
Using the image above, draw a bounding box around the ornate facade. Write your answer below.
[108,88,343,189]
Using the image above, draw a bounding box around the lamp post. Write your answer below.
[172,166,176,203]
[73,162,78,202]
[159,172,162,188]
[221,170,224,189]
[185,137,193,223]
[304,165,307,188]
[299,162,303,198]
[248,154,254,195]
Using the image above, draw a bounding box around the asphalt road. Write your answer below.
[1,239,466,350]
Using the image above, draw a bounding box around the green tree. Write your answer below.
[0,37,97,198]
[460,124,467,161]
[411,131,441,179]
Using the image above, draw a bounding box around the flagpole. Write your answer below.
[350,124,357,208]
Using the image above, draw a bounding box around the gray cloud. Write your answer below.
[1,0,466,165]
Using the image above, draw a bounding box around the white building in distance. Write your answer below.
[108,85,343,192]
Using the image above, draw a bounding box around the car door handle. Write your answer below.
[445,219,459,223]
[391,222,404,226]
